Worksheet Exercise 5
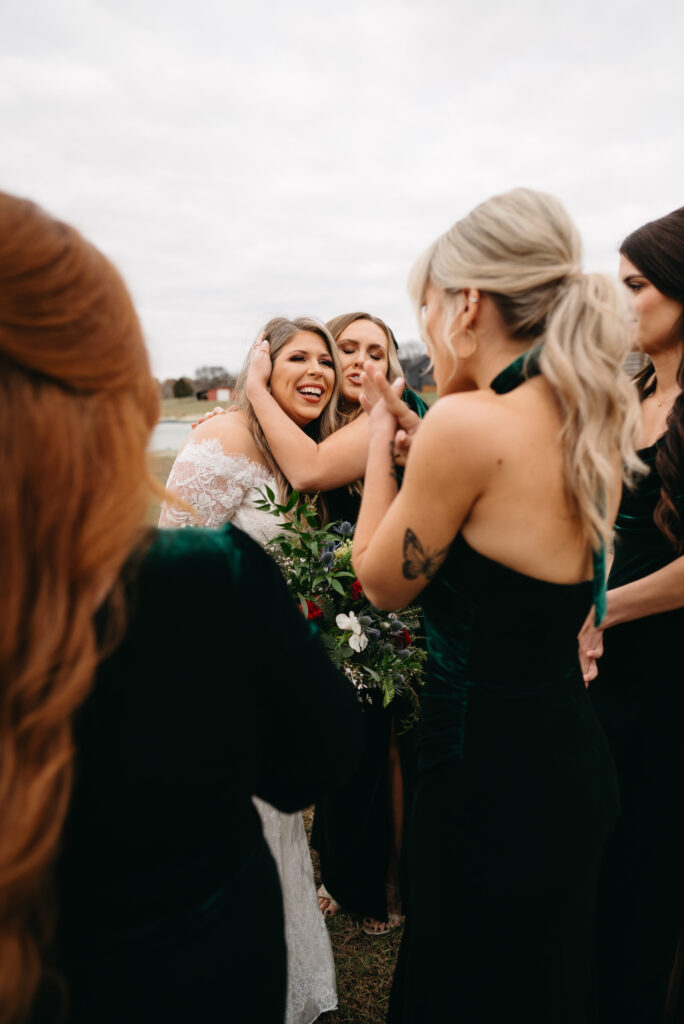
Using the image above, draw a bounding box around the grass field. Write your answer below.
[160,396,232,420]
[147,453,401,1021]
[302,808,402,1024]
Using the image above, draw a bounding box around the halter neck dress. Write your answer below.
[387,357,619,1024]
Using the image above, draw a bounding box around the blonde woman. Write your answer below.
[160,317,342,1024]
[352,189,643,1022]
[245,313,427,934]
[244,312,424,497]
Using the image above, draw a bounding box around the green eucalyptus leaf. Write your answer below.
[284,491,299,513]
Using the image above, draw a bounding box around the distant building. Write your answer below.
[204,387,235,402]
[624,352,648,377]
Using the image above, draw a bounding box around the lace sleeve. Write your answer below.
[159,439,270,529]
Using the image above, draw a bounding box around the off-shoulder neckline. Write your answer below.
[177,438,274,477]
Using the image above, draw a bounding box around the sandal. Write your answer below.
[317,884,341,918]
[362,886,404,936]
[362,913,402,936]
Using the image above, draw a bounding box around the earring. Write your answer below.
[462,328,478,359]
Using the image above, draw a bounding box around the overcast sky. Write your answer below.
[2,0,682,380]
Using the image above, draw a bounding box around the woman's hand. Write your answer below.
[578,607,605,685]
[360,364,423,461]
[192,406,227,429]
[246,334,271,401]
[361,365,403,442]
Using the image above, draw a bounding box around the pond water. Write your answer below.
[149,420,193,452]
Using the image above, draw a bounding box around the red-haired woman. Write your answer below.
[0,192,362,1024]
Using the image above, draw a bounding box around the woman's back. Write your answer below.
[441,374,615,586]
[41,525,362,1023]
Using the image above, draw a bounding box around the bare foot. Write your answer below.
[317,885,341,918]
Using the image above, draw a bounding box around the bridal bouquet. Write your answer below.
[255,487,425,728]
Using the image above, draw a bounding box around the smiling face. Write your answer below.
[619,254,683,356]
[335,320,390,404]
[268,331,336,427]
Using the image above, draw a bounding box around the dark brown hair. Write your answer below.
[621,206,684,549]
[0,193,159,1021]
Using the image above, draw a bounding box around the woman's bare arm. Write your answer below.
[352,392,488,609]
[604,556,684,625]
[246,340,420,491]
[579,552,684,684]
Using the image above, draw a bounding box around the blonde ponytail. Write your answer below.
[540,273,644,549]
[409,188,645,550]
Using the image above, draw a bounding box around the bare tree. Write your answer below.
[194,365,236,390]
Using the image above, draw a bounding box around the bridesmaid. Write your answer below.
[246,312,427,933]
[0,192,363,1024]
[579,205,684,1023]
[352,188,643,1022]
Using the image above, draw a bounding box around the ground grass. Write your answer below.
[147,454,401,1021]
[302,808,402,1024]
[160,396,231,420]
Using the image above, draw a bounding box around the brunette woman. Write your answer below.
[579,206,684,1024]
[353,188,642,1022]
[0,193,362,1024]
[246,312,427,934]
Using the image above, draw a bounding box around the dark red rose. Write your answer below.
[350,579,364,601]
[392,627,411,650]
[303,599,323,620]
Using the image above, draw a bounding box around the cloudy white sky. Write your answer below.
[2,0,682,379]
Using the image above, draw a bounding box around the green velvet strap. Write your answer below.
[490,346,607,626]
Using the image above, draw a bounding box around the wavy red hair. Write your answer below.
[0,193,159,1021]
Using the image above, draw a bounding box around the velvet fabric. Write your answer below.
[591,441,684,1024]
[388,534,619,1023]
[35,524,363,1023]
[311,388,426,922]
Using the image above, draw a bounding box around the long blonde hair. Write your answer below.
[0,193,159,1021]
[409,187,644,551]
[233,316,341,500]
[326,312,403,427]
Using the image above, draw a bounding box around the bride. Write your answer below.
[160,316,341,1024]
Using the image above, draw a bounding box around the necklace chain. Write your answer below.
[654,385,680,409]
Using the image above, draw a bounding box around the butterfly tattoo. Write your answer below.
[402,528,450,582]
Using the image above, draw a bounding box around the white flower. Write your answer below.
[336,611,369,652]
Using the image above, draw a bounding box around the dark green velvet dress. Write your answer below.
[590,441,684,1023]
[387,534,620,1023]
[35,525,363,1024]
[311,388,427,922]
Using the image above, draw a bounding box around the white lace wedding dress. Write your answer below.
[160,437,338,1024]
